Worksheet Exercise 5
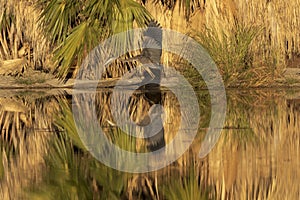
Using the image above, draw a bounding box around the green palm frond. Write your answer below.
[84,0,120,22]
[39,0,152,81]
[122,0,152,28]
[38,0,84,44]
[54,20,100,79]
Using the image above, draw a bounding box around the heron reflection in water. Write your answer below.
[130,20,165,151]
[105,20,166,151]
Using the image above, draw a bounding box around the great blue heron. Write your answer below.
[105,20,163,80]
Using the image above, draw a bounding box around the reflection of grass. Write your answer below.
[223,90,285,146]
[28,91,221,199]
[0,130,17,162]
[196,90,211,128]
[222,128,258,147]
[223,91,259,145]
[19,89,300,199]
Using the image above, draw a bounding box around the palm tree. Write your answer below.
[38,0,153,81]
[38,0,200,81]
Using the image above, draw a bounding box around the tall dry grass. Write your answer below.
[144,0,300,85]
[1,0,299,85]
[0,0,51,70]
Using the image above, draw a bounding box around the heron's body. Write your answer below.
[124,20,163,80]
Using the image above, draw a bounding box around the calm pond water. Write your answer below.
[0,88,299,199]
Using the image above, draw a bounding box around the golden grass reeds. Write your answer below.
[144,0,300,86]
[0,0,51,71]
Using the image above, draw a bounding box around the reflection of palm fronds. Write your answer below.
[163,165,211,200]
[54,98,86,150]
[90,160,130,199]
[2,89,299,199]
[28,132,93,200]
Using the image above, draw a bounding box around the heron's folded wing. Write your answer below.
[141,36,162,64]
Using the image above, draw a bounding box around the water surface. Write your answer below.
[0,88,299,199]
